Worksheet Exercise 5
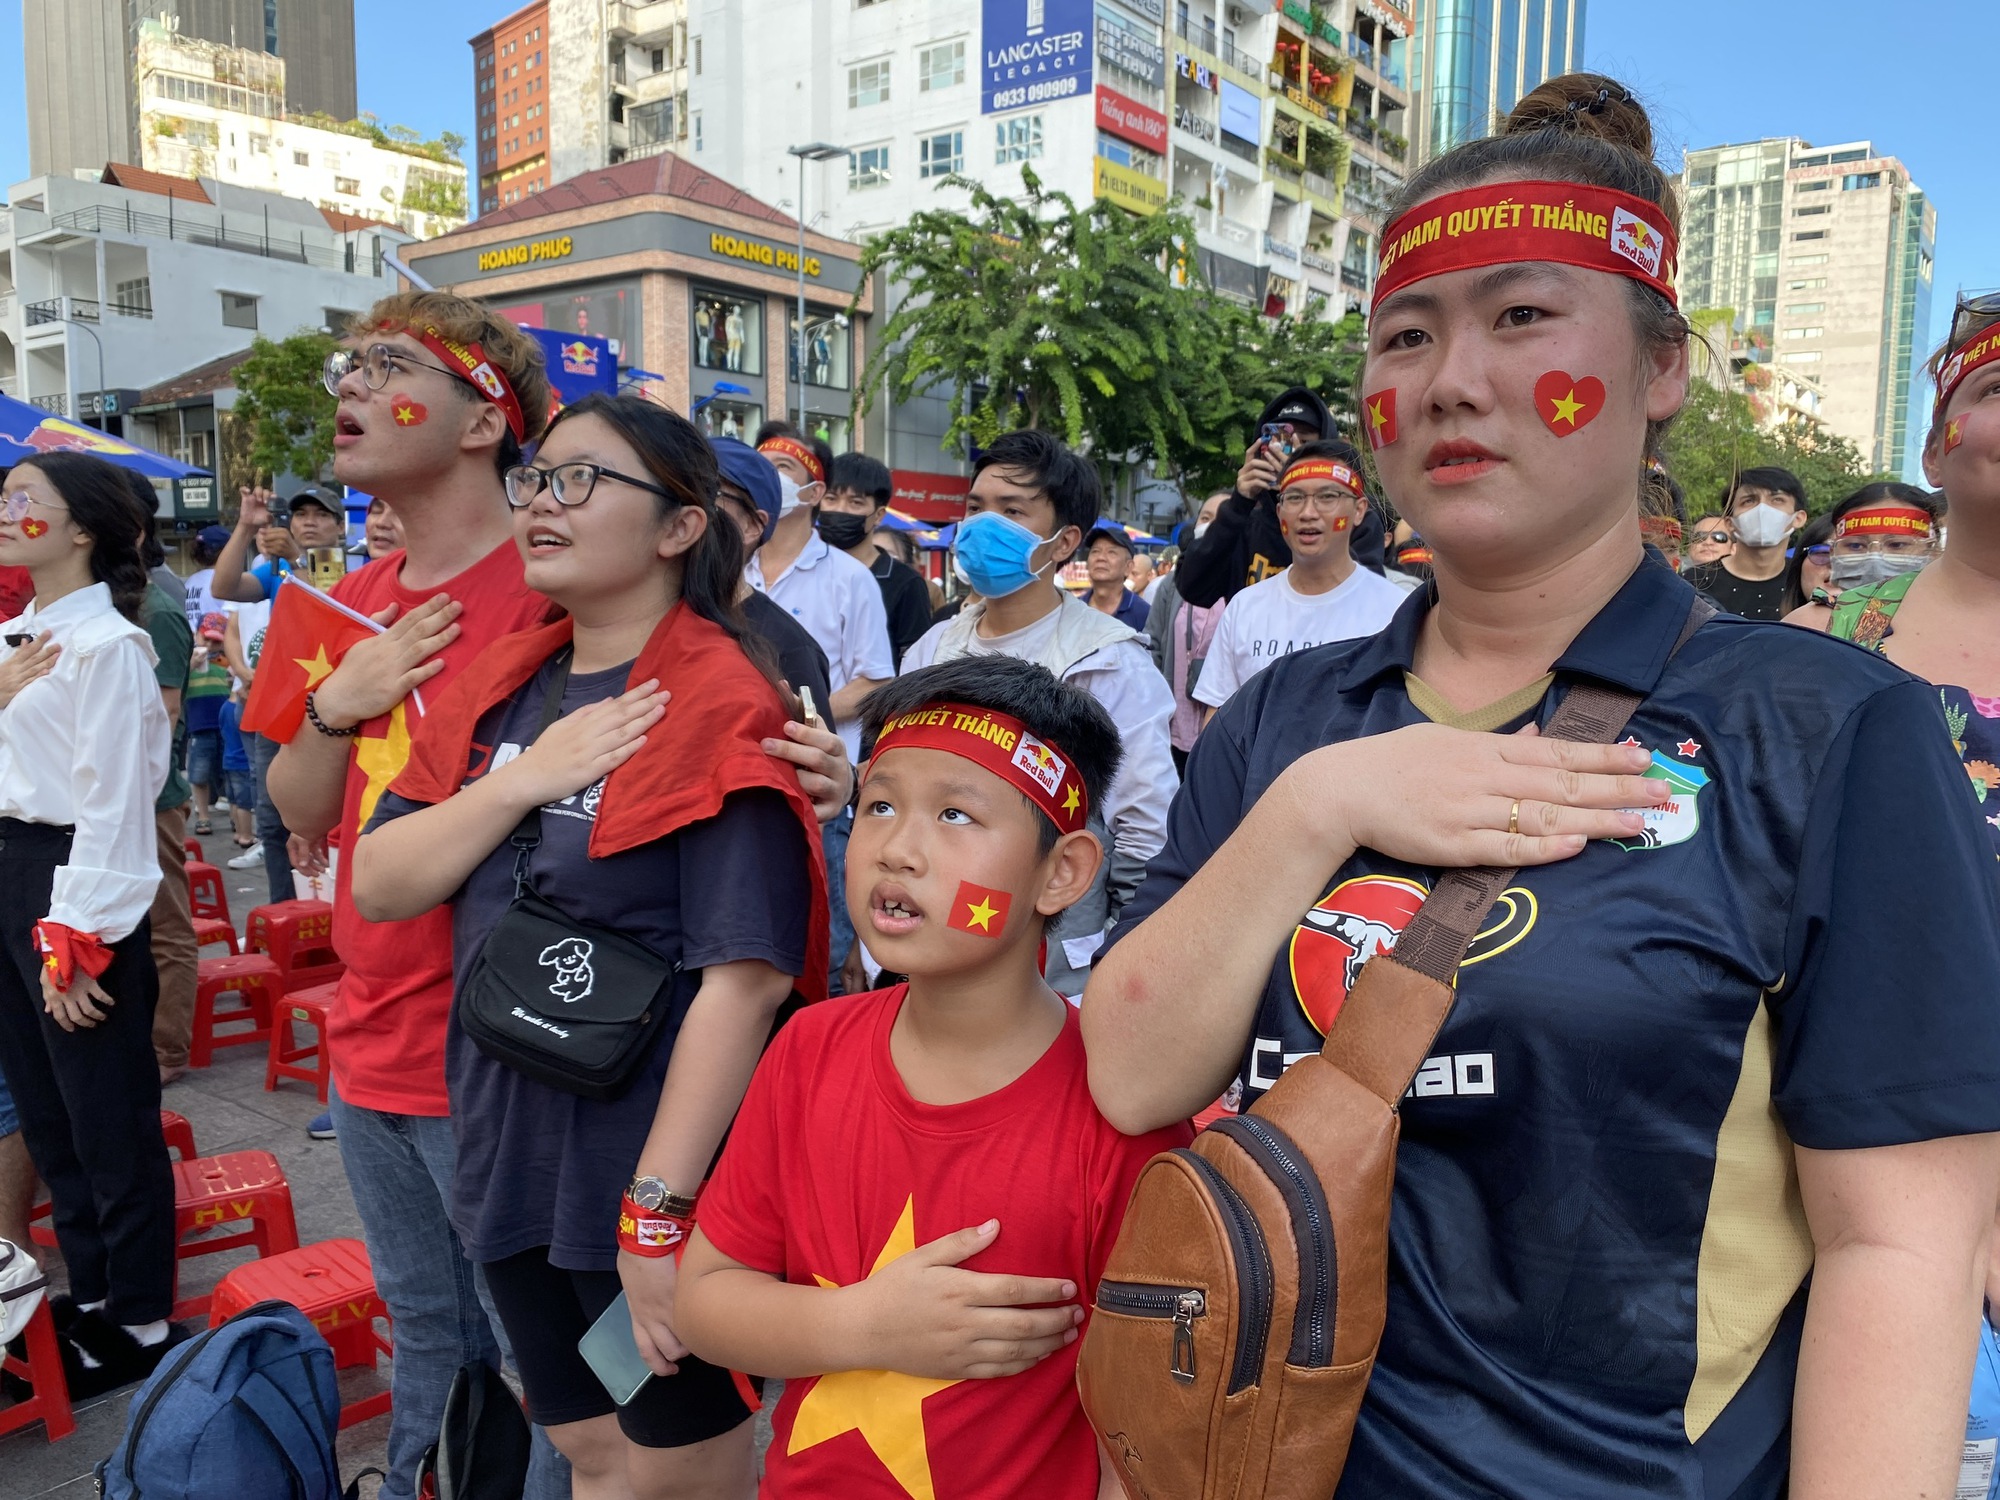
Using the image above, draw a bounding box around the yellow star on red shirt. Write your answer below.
[788,1197,960,1499]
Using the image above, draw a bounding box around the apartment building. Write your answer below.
[1678,136,1937,478]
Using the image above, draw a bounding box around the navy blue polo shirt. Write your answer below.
[1111,555,2000,1498]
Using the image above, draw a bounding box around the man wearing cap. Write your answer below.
[1081,524,1152,634]
[208,485,347,605]
[1174,386,1389,608]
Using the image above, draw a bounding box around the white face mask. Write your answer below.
[776,473,805,517]
[1193,521,1211,540]
[1731,502,1796,548]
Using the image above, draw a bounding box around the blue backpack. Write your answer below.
[96,1300,344,1500]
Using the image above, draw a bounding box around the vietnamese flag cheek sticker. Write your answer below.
[1943,416,1966,455]
[390,394,429,427]
[1534,372,1606,436]
[20,518,48,538]
[946,880,1012,939]
[1364,389,1398,450]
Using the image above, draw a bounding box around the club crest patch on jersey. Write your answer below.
[1611,750,1711,850]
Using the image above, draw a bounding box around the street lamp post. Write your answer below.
[61,298,106,427]
[786,142,847,431]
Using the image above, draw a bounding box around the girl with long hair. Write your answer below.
[0,450,180,1393]
[351,395,825,1499]
[1084,75,2000,1495]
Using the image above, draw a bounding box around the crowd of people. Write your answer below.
[0,68,1998,1500]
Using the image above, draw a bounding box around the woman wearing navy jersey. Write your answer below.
[351,395,825,1499]
[1084,75,2000,1497]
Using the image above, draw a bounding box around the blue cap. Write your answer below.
[196,525,231,549]
[709,436,781,545]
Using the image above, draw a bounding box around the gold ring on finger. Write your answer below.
[1508,799,1521,836]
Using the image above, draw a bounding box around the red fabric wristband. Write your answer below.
[617,1193,692,1258]
[32,922,113,992]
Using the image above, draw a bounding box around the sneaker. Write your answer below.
[212,797,231,811]
[225,843,264,869]
[308,1111,336,1141]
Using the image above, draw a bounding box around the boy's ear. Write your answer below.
[1033,828,1104,918]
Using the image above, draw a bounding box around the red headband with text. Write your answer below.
[1280,456,1364,496]
[1835,506,1932,540]
[409,323,525,443]
[1374,181,1679,313]
[758,435,825,485]
[1934,325,2000,421]
[870,703,1088,834]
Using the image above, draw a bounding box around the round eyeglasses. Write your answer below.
[503,462,676,510]
[0,492,67,525]
[322,343,472,398]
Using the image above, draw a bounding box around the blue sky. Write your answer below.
[0,1,1984,351]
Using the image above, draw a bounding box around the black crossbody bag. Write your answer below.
[457,650,684,1101]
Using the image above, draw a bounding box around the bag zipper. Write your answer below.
[1212,1114,1337,1367]
[1177,1148,1273,1394]
[1096,1280,1207,1383]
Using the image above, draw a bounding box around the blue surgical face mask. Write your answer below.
[951,509,1061,599]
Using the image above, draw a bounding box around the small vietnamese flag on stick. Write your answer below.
[946,881,1012,939]
[241,575,408,742]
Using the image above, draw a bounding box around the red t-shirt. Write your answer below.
[326,542,546,1115]
[0,566,34,622]
[700,985,1189,1500]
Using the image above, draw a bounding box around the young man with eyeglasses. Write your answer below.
[1194,439,1405,718]
[1684,513,1733,567]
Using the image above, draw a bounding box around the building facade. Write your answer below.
[403,153,872,456]
[1677,136,1936,479]
[1403,0,1584,160]
[24,0,359,181]
[135,21,468,240]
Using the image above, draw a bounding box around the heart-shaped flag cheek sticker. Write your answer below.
[390,395,429,428]
[21,518,48,538]
[1533,372,1607,437]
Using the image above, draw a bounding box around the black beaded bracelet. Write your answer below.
[304,690,359,738]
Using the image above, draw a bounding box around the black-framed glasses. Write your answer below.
[1950,290,2000,349]
[503,461,675,510]
[322,343,472,398]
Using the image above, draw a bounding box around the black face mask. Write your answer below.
[816,510,872,550]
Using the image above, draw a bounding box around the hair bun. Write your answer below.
[1502,72,1654,159]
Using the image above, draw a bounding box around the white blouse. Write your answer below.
[0,582,170,941]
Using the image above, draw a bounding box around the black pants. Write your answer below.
[0,819,174,1323]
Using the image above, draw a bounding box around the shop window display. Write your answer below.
[694,290,762,374]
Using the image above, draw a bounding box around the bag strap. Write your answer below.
[508,648,575,899]
[1323,596,1715,1105]
[235,1366,337,1499]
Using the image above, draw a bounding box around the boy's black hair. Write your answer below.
[972,430,1101,546]
[1724,466,1806,512]
[752,419,834,488]
[862,655,1123,855]
[829,451,893,509]
[1278,436,1369,481]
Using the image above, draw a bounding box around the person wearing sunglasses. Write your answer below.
[352,394,825,1498]
[1683,512,1732,566]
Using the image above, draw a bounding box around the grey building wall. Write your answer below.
[162,0,358,118]
[25,0,139,178]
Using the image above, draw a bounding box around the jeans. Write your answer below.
[187,728,222,795]
[248,731,293,904]
[823,810,854,993]
[331,1090,571,1500]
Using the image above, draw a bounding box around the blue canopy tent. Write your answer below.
[0,392,210,480]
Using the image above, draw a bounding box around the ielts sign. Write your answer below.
[1095,85,1168,153]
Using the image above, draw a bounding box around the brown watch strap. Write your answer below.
[1323,595,1715,1106]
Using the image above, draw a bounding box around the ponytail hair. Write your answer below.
[541,394,790,699]
[18,451,152,622]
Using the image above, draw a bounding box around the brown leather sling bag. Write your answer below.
[1078,597,1712,1500]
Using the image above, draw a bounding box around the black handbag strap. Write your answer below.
[508,647,575,898]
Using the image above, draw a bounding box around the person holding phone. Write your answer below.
[352,394,825,1499]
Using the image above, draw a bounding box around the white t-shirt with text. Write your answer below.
[1194,565,1405,709]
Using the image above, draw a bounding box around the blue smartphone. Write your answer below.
[578,1291,656,1406]
[1259,422,1297,460]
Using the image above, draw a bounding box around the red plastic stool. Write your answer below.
[248,900,343,991]
[29,1109,203,1246]
[187,860,229,924]
[0,1297,76,1441]
[172,1150,299,1321]
[193,915,241,954]
[190,954,281,1068]
[208,1239,392,1429]
[265,981,337,1102]
[184,836,203,864]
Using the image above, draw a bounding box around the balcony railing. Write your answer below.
[1219,132,1260,163]
[1304,169,1341,203]
[1218,38,1263,78]
[107,299,154,319]
[1174,16,1220,55]
[25,297,99,326]
[29,393,65,415]
[1348,36,1376,69]
[1196,209,1256,247]
[41,205,385,276]
[1263,151,1303,184]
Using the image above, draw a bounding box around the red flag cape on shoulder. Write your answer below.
[240,576,381,742]
[390,602,830,1005]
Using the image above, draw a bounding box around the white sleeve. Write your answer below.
[843,569,896,684]
[1080,644,1176,868]
[1193,595,1245,707]
[900,620,945,674]
[47,641,170,941]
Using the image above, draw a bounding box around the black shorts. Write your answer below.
[481,1246,757,1448]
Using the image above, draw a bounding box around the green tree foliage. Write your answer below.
[851,168,1361,497]
[232,331,340,484]
[1660,378,1893,516]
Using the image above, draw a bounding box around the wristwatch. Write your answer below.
[626,1175,698,1219]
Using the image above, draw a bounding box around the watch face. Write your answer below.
[629,1177,668,1211]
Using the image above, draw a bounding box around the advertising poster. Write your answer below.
[982,0,1093,114]
[524,327,618,407]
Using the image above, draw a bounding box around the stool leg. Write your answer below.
[263,1007,288,1093]
[190,991,214,1069]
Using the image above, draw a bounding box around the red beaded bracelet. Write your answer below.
[617,1193,692,1258]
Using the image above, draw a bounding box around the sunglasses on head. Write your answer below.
[1950,290,2000,349]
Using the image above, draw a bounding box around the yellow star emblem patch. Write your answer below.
[353,701,413,828]
[1368,397,1388,434]
[788,1197,961,1499]
[1548,387,1586,426]
[1061,784,1081,816]
[962,895,998,932]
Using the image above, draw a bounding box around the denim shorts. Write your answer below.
[224,769,255,809]
[0,1062,18,1138]
[186,729,222,791]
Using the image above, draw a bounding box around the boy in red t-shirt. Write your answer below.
[678,656,1189,1500]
